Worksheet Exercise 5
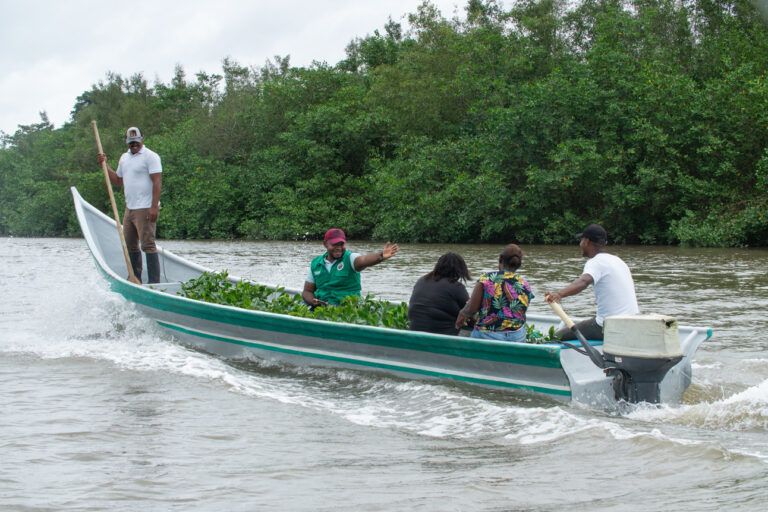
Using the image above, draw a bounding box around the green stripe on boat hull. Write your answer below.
[110,276,564,369]
[158,320,572,398]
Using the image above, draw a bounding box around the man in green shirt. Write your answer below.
[302,228,399,306]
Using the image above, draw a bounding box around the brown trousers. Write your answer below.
[122,208,157,253]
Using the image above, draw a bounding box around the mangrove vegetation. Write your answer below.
[1,0,767,246]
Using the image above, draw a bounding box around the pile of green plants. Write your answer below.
[179,271,561,343]
[179,271,409,329]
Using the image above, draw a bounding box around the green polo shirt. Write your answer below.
[310,250,361,305]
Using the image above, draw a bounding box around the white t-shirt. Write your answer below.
[305,252,361,283]
[116,146,162,209]
[583,253,639,325]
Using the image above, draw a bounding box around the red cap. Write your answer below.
[324,228,346,245]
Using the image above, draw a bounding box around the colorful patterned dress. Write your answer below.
[475,271,534,332]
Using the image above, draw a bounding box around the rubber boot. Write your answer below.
[146,252,161,284]
[129,251,143,283]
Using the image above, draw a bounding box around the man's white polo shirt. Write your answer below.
[116,146,162,209]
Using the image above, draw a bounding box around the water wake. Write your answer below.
[629,380,768,433]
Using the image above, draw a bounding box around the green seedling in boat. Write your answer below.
[180,271,410,330]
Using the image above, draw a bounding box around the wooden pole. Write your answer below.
[91,120,141,285]
[547,300,606,369]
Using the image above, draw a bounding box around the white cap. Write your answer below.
[125,126,143,144]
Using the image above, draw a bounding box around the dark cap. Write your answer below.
[323,228,346,245]
[578,224,607,244]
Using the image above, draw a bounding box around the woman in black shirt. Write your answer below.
[408,252,471,335]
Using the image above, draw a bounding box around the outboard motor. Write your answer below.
[602,315,683,404]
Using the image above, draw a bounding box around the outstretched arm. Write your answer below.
[545,274,593,303]
[353,242,399,271]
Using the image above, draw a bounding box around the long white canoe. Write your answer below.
[71,187,712,407]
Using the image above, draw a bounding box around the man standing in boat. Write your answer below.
[97,126,163,283]
[544,224,639,341]
[302,228,399,307]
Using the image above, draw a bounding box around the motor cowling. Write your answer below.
[602,315,683,404]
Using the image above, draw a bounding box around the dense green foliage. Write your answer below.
[1,0,767,246]
[179,271,410,329]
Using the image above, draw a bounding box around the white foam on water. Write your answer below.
[691,361,723,370]
[627,379,768,432]
[741,358,768,370]
[337,381,522,437]
[500,406,705,448]
[262,376,661,448]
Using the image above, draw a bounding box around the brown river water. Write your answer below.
[1,237,767,511]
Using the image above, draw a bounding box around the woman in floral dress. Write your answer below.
[455,244,534,342]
